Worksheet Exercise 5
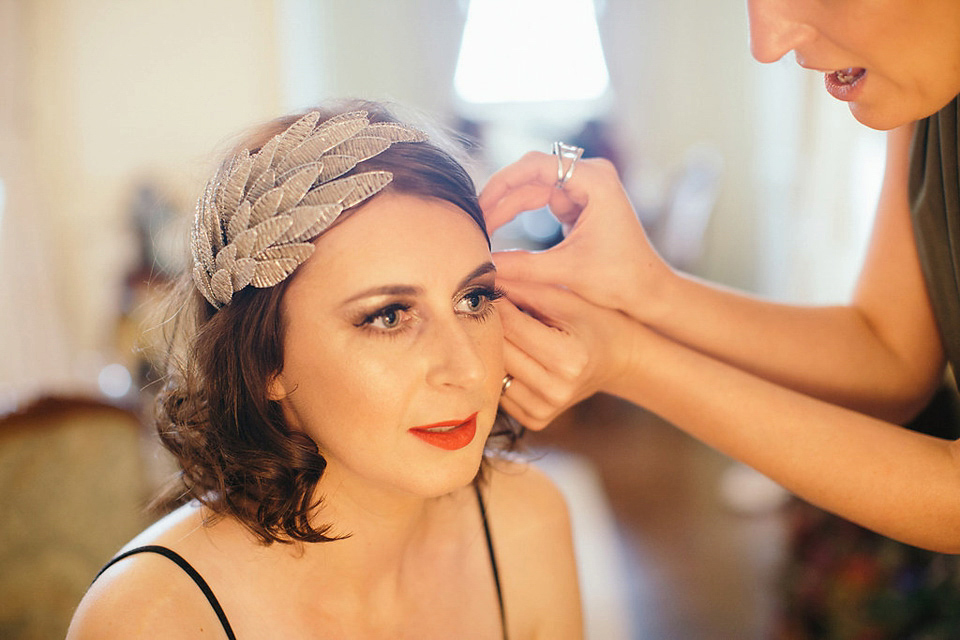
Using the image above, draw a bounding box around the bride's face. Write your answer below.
[269,193,504,500]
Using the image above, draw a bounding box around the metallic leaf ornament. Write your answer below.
[191,110,427,308]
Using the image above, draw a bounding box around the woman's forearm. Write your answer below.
[639,271,942,423]
[632,125,943,423]
[608,323,960,553]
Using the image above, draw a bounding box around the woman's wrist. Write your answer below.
[599,313,657,403]
[622,257,678,329]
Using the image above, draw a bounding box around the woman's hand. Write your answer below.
[497,278,639,430]
[481,151,668,320]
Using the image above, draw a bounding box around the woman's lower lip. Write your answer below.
[409,413,478,451]
[824,68,866,102]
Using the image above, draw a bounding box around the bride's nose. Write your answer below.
[424,315,487,390]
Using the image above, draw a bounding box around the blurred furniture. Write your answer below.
[0,396,150,640]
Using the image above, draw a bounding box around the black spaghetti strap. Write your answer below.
[475,484,508,640]
[93,545,237,640]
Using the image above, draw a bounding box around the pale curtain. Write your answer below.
[0,0,76,409]
[753,58,885,304]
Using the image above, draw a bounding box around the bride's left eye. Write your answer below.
[455,286,504,319]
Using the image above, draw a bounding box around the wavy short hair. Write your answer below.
[154,101,520,544]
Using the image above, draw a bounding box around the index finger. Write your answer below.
[482,182,556,235]
[479,151,558,211]
[481,150,612,218]
[481,154,595,236]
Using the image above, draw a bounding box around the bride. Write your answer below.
[67,102,582,639]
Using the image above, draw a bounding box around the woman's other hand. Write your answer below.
[497,278,639,430]
[480,151,667,320]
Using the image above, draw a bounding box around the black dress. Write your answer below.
[911,94,960,386]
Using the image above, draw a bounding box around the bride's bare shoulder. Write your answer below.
[481,458,583,638]
[66,504,226,639]
[483,458,570,527]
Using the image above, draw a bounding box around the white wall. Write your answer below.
[600,0,762,289]
[2,0,285,397]
[29,0,285,348]
[306,0,467,116]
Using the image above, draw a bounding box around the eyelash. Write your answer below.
[457,285,504,321]
[355,286,504,335]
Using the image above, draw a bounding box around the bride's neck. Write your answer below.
[295,478,468,584]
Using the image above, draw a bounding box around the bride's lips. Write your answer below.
[409,412,478,450]
[824,67,867,102]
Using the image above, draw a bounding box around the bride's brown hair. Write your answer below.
[153,101,520,544]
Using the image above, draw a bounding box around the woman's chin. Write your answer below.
[848,90,951,131]
[848,103,908,131]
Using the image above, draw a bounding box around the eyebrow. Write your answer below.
[341,261,497,305]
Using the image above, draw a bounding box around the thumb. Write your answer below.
[498,278,586,328]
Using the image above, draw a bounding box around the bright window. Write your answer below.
[454,0,610,104]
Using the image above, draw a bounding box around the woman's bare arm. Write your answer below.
[483,126,944,422]
[608,317,960,553]
[640,124,944,422]
[495,280,960,552]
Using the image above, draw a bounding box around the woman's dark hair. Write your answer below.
[154,100,521,544]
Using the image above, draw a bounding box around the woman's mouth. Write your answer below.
[409,412,478,450]
[824,67,867,101]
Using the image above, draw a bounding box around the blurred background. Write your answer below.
[1,0,909,638]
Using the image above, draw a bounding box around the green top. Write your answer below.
[909,94,960,380]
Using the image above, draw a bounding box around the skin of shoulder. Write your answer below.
[483,459,584,639]
[70,469,585,639]
[66,550,229,639]
[66,505,229,640]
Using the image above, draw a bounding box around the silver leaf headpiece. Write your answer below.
[191,110,427,308]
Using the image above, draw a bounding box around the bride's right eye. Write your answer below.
[356,303,413,334]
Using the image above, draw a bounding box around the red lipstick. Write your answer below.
[409,412,478,451]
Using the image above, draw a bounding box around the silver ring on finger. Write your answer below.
[552,141,584,189]
[501,374,514,394]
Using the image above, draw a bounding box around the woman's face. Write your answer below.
[747,0,960,129]
[269,193,504,501]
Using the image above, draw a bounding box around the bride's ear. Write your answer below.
[267,372,288,402]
